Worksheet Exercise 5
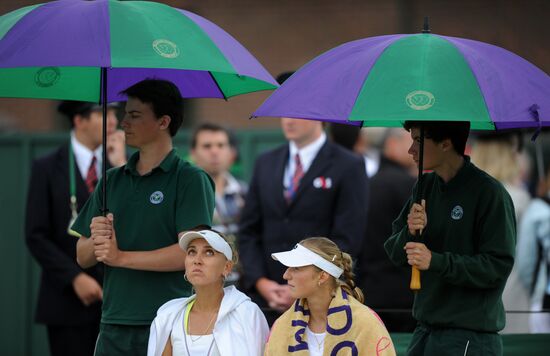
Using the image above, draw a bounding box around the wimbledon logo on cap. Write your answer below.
[152,39,180,58]
[406,90,435,110]
[150,191,164,205]
[35,67,61,87]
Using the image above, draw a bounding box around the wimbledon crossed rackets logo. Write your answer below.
[149,191,164,205]
[406,90,435,110]
[35,67,61,87]
[152,39,180,58]
[451,205,464,220]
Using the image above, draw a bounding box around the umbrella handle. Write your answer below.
[410,266,421,291]
[410,125,424,291]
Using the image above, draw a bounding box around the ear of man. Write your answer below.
[158,115,171,132]
[441,138,453,152]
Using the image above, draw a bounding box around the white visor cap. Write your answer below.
[271,243,343,279]
[179,230,233,261]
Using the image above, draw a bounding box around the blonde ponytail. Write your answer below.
[339,251,364,303]
[300,237,364,303]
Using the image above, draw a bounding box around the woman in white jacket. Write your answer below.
[147,230,269,356]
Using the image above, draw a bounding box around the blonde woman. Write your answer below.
[470,133,531,221]
[265,237,395,356]
[147,230,269,356]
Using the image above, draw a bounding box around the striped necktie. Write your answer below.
[85,156,98,194]
[285,153,304,203]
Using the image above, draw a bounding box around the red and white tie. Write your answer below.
[285,153,304,203]
[85,156,98,194]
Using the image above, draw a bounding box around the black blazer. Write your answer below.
[25,143,103,325]
[357,156,416,309]
[239,140,369,293]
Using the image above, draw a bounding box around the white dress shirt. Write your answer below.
[70,131,103,180]
[283,132,327,189]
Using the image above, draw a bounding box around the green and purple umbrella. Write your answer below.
[0,0,277,212]
[253,32,549,131]
[0,0,277,102]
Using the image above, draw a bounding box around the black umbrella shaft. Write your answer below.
[416,126,424,204]
[101,67,108,217]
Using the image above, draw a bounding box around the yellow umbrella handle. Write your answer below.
[410,227,422,291]
[410,266,421,290]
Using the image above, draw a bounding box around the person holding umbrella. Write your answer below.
[71,79,215,356]
[25,101,125,356]
[384,121,516,356]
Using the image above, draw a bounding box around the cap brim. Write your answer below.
[271,250,312,267]
[272,244,344,278]
[178,231,204,251]
[178,230,233,261]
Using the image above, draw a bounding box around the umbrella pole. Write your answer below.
[101,67,108,217]
[410,126,424,291]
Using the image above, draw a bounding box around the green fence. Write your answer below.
[0,130,285,356]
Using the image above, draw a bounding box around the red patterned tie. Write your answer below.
[286,153,304,202]
[85,156,98,194]
[292,153,304,192]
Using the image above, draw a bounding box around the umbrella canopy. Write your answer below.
[253,33,549,131]
[0,0,277,102]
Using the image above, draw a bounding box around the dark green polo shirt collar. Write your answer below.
[124,149,179,176]
[435,155,474,191]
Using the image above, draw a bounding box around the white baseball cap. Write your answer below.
[271,243,343,278]
[179,230,233,261]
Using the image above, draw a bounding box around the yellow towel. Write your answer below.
[265,287,395,356]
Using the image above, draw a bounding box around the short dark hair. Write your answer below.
[403,121,470,155]
[190,123,233,149]
[120,79,183,137]
[329,123,361,151]
[58,101,100,127]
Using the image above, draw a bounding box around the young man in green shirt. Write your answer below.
[72,79,215,356]
[384,121,516,356]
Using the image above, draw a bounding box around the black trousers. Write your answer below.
[47,322,100,356]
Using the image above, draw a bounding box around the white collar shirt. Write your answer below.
[284,132,327,189]
[70,131,103,180]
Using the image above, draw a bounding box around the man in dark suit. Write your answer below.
[356,128,417,332]
[239,112,369,324]
[25,101,125,356]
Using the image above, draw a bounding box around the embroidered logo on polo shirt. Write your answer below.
[150,191,164,205]
[451,205,463,220]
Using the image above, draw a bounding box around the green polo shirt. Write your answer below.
[72,149,215,325]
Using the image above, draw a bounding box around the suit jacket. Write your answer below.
[25,143,103,325]
[357,156,416,309]
[238,140,369,296]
